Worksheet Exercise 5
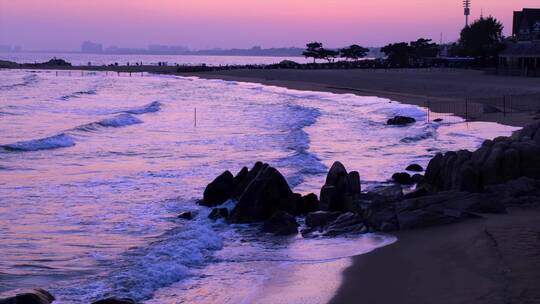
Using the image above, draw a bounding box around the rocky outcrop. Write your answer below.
[305,211,342,228]
[320,162,361,211]
[208,208,229,220]
[303,212,367,237]
[387,116,416,125]
[200,171,234,206]
[391,172,412,185]
[423,122,540,192]
[296,193,319,215]
[229,163,295,223]
[262,211,299,235]
[0,289,55,304]
[406,164,424,172]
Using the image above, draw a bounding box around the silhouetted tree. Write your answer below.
[457,16,504,65]
[303,42,325,63]
[321,48,339,62]
[340,45,370,61]
[381,42,411,66]
[409,38,439,60]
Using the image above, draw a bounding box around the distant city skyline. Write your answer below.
[0,0,538,51]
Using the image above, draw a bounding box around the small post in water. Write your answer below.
[194,107,197,127]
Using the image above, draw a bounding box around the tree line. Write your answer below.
[302,42,370,63]
[303,16,505,67]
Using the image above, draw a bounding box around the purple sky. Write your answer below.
[0,0,538,50]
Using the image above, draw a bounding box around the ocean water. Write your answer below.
[0,69,517,303]
[0,52,310,66]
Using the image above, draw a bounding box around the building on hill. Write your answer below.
[499,8,540,76]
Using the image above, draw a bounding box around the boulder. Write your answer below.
[177,211,193,220]
[262,211,298,235]
[319,162,361,211]
[92,298,136,304]
[323,212,367,236]
[200,171,234,207]
[411,174,424,184]
[296,193,319,215]
[305,211,342,228]
[392,172,412,185]
[371,185,404,202]
[0,289,54,304]
[406,164,424,172]
[387,116,416,125]
[208,208,229,220]
[229,164,294,223]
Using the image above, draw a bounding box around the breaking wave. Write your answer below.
[75,114,143,132]
[1,133,76,152]
[122,101,162,115]
[60,89,97,101]
[0,74,38,90]
[2,114,143,152]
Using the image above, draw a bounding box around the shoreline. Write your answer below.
[177,69,540,303]
[329,208,540,304]
[177,68,540,127]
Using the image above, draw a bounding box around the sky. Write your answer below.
[0,0,539,51]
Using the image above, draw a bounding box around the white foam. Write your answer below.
[96,114,143,128]
[2,133,75,151]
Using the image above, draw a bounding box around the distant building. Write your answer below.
[499,8,540,76]
[81,41,103,53]
[513,8,540,41]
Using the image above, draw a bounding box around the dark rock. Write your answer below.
[411,174,424,184]
[323,212,367,236]
[392,172,412,184]
[370,185,403,202]
[0,289,55,304]
[208,208,229,220]
[92,298,136,304]
[177,211,193,220]
[262,211,298,235]
[433,118,443,122]
[402,187,430,199]
[229,164,294,223]
[387,116,416,125]
[406,164,424,172]
[320,162,361,212]
[305,211,342,228]
[422,123,540,193]
[296,193,319,215]
[200,171,234,207]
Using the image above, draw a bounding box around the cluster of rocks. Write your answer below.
[191,122,540,237]
[197,162,319,235]
[422,121,540,193]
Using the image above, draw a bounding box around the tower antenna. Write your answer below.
[463,0,471,27]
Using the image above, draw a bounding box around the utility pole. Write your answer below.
[463,0,471,27]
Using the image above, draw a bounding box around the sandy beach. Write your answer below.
[330,208,540,304]
[182,68,540,127]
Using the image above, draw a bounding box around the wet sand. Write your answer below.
[329,208,540,304]
[181,68,540,127]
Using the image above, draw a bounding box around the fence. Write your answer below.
[425,93,540,122]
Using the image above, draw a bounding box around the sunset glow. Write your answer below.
[1,0,539,50]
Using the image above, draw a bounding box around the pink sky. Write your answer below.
[0,0,538,50]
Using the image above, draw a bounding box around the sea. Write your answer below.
[0,54,518,303]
